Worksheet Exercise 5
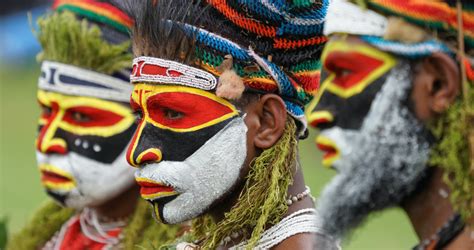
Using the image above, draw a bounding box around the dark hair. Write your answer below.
[124,0,214,65]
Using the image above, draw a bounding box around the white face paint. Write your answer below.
[135,117,248,224]
[36,147,136,210]
[316,63,432,238]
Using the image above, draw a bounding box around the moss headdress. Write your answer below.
[7,1,179,249]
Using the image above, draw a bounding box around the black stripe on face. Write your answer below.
[132,117,234,162]
[38,124,136,164]
[312,71,390,130]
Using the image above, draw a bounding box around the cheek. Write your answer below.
[62,124,136,163]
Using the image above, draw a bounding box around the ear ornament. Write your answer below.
[216,55,245,100]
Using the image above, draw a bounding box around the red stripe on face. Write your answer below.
[36,102,60,152]
[130,95,140,111]
[127,90,146,167]
[62,106,124,127]
[324,51,384,89]
[146,92,235,129]
[126,118,145,167]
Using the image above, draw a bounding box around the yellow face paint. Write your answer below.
[39,164,76,191]
[315,135,340,167]
[306,37,397,129]
[130,84,239,133]
[37,90,134,139]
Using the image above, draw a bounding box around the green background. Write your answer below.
[0,65,417,249]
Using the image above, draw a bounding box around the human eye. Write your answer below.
[133,109,144,124]
[40,104,53,118]
[70,111,91,122]
[325,56,353,78]
[162,108,184,120]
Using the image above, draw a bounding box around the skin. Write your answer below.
[404,50,473,248]
[37,96,140,220]
[402,168,473,249]
[131,89,318,248]
[95,185,139,220]
[314,36,472,248]
[220,94,318,249]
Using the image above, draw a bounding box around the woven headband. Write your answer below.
[324,0,454,58]
[131,57,217,91]
[39,61,132,102]
[53,0,133,34]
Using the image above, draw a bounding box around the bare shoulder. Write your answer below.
[272,232,316,250]
[272,232,340,250]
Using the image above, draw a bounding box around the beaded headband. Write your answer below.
[131,57,217,91]
[39,61,132,102]
[131,0,329,137]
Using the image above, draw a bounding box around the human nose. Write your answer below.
[126,121,163,168]
[36,104,67,154]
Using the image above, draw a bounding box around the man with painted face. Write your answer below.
[7,0,178,249]
[307,0,474,249]
[125,0,340,249]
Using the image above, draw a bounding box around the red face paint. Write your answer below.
[146,92,235,130]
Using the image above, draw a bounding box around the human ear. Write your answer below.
[251,94,287,149]
[411,52,460,122]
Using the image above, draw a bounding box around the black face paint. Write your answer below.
[131,118,233,162]
[311,69,390,130]
[38,124,136,163]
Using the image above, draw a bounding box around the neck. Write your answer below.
[284,162,314,216]
[402,167,472,249]
[92,184,140,221]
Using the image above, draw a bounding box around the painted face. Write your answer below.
[36,90,137,209]
[307,38,397,166]
[308,38,432,238]
[128,84,247,224]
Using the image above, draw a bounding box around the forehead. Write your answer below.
[37,90,127,110]
[38,61,132,103]
[131,83,230,104]
[323,35,388,59]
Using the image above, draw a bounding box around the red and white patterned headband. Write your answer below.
[131,56,217,90]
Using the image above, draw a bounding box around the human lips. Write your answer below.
[315,136,340,167]
[39,164,76,191]
[135,177,178,201]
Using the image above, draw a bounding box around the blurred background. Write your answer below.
[0,1,417,249]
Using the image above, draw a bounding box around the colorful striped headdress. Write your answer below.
[53,0,132,34]
[324,0,474,60]
[37,0,133,102]
[130,0,329,137]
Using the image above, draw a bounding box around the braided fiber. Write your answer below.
[430,77,474,223]
[6,201,74,250]
[346,0,474,223]
[122,200,180,249]
[193,118,298,249]
[7,200,179,250]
